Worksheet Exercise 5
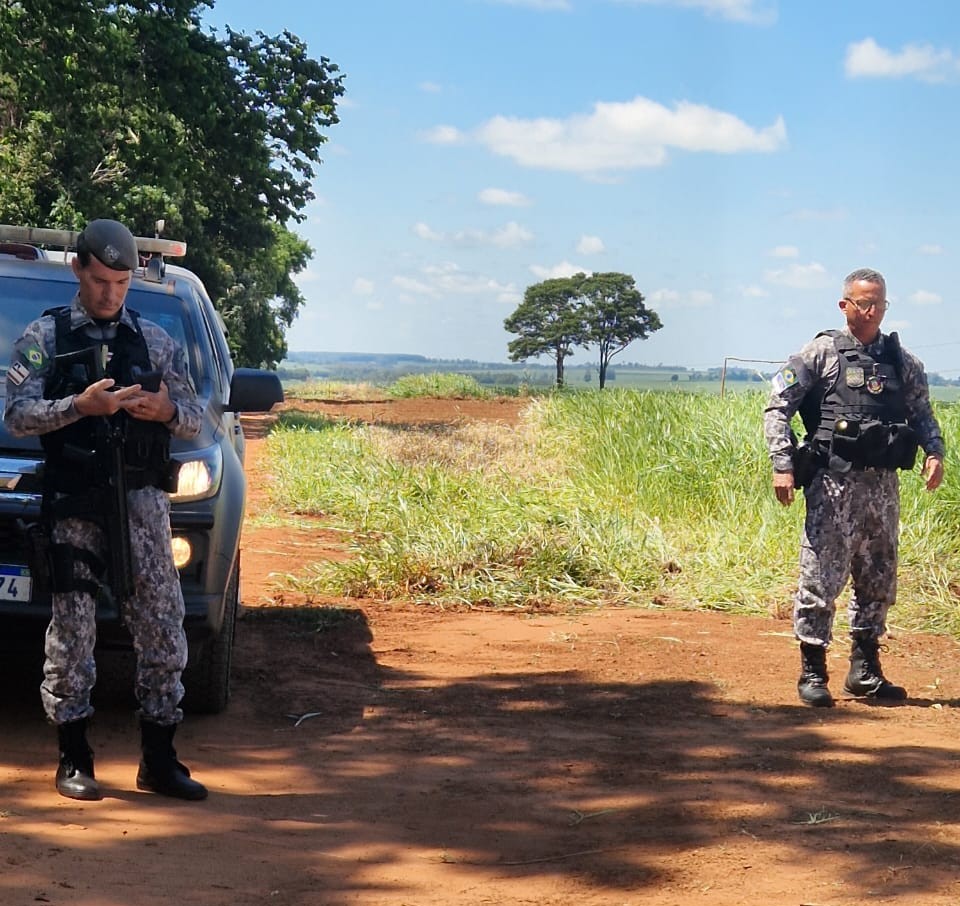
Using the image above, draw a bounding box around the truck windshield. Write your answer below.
[0,278,203,391]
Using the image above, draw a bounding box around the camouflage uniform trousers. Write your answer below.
[793,467,900,648]
[41,486,187,726]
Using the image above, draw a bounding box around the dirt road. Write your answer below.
[4,397,960,906]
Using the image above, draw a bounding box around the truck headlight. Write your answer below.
[170,445,223,502]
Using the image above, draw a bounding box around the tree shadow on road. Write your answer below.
[2,604,960,905]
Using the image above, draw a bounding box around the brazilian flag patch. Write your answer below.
[771,366,797,394]
[23,344,45,369]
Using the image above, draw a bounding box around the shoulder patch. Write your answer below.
[22,344,45,369]
[6,361,30,386]
[771,366,797,394]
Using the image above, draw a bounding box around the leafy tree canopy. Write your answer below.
[504,276,587,387]
[0,0,344,367]
[580,272,662,388]
[504,272,662,388]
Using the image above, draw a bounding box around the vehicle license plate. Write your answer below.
[0,564,31,601]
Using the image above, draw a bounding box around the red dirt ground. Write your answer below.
[5,396,960,906]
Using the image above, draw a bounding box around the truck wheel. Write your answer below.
[181,562,239,715]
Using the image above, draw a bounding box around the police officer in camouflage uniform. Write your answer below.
[764,268,944,708]
[4,219,208,800]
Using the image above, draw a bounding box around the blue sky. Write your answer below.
[203,0,960,375]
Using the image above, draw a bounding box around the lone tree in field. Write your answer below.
[504,272,662,388]
[580,272,662,389]
[504,277,587,387]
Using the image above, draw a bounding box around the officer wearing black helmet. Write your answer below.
[4,219,208,801]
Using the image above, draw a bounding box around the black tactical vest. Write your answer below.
[798,330,918,471]
[41,307,172,492]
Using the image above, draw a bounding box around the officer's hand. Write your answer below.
[122,380,176,423]
[922,455,944,492]
[773,470,795,507]
[73,378,140,417]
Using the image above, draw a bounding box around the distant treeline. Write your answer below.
[278,352,960,388]
[279,352,731,387]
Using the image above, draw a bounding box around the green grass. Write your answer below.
[278,379,386,401]
[259,391,960,638]
[386,372,492,399]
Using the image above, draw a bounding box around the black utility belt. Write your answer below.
[844,462,897,473]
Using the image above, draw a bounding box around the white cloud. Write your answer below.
[763,261,831,289]
[648,288,715,308]
[845,38,958,82]
[420,125,465,145]
[741,284,769,298]
[530,261,587,279]
[478,187,532,207]
[413,222,444,241]
[769,245,799,258]
[918,243,944,255]
[577,235,606,255]
[490,222,535,247]
[393,274,439,298]
[909,290,943,306]
[611,0,776,25]
[469,96,786,175]
[650,289,681,304]
[419,81,442,94]
[413,220,534,248]
[353,277,375,295]
[393,263,520,303]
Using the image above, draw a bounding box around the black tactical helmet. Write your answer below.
[76,219,139,271]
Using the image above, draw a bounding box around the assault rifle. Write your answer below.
[52,345,136,602]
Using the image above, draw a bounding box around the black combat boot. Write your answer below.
[843,633,907,700]
[56,718,103,801]
[798,642,834,708]
[136,720,208,801]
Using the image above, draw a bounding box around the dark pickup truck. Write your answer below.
[0,225,283,713]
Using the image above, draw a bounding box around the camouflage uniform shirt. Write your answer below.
[763,328,943,471]
[4,295,201,439]
[3,295,202,725]
[763,327,944,647]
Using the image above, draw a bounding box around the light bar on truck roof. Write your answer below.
[0,225,187,258]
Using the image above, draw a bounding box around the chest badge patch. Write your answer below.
[845,366,865,389]
[866,373,886,394]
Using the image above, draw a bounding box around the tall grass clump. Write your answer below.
[896,400,960,635]
[530,389,801,611]
[264,390,960,633]
[387,372,491,400]
[281,379,385,401]
[266,411,633,606]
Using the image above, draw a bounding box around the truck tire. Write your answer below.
[181,562,239,715]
